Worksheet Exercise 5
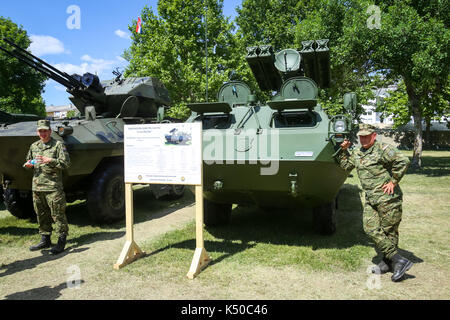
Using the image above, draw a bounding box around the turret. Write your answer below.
[0,38,171,119]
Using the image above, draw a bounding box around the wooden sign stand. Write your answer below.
[117,122,208,277]
[186,184,211,279]
[114,183,145,270]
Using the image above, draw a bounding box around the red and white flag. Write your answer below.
[136,17,142,34]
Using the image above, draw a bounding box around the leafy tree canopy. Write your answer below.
[295,0,449,166]
[0,16,46,116]
[123,0,238,120]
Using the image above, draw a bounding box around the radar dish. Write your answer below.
[274,49,301,73]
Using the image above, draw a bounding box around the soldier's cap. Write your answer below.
[357,123,376,136]
[37,119,51,130]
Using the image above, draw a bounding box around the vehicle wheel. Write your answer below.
[312,200,336,235]
[3,189,35,219]
[161,185,186,200]
[87,163,125,223]
[204,198,232,227]
[258,206,279,213]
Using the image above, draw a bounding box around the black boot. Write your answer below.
[391,253,413,282]
[50,235,67,255]
[29,234,52,251]
[372,257,391,274]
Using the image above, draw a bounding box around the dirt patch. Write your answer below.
[0,202,196,300]
[1,201,448,300]
[1,173,449,300]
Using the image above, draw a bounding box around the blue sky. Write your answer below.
[1,0,242,107]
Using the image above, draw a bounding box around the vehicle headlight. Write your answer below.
[334,119,346,133]
[57,125,73,137]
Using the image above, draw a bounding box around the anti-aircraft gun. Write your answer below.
[0,38,185,223]
[186,40,357,234]
[0,37,170,120]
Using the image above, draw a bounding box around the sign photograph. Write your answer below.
[124,122,202,185]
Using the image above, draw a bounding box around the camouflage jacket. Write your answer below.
[335,141,410,205]
[24,138,70,191]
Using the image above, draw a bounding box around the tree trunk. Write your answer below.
[425,116,431,149]
[405,80,422,168]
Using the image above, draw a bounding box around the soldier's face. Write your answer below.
[359,132,377,149]
[37,129,52,143]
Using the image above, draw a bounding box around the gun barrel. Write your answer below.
[0,38,82,89]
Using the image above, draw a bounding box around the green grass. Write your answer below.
[120,150,450,280]
[0,199,121,249]
[1,151,449,285]
[0,185,194,250]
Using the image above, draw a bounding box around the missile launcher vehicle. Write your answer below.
[186,40,356,234]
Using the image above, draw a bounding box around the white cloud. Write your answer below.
[54,55,127,79]
[115,29,130,39]
[29,35,68,56]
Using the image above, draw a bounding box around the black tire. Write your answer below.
[204,198,232,227]
[87,163,125,223]
[312,200,336,235]
[3,189,35,219]
[161,185,186,200]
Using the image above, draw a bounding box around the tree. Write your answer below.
[235,0,311,51]
[379,78,450,147]
[123,0,238,120]
[295,0,449,168]
[0,17,46,116]
[342,1,449,167]
[294,0,374,118]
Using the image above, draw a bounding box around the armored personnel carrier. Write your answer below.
[0,38,185,223]
[186,40,356,234]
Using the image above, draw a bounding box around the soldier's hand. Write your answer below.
[36,155,52,164]
[24,161,34,168]
[340,139,351,150]
[382,181,396,195]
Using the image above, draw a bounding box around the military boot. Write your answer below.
[391,254,413,282]
[29,234,52,251]
[50,234,67,255]
[372,256,391,274]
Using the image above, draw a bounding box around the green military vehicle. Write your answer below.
[0,110,42,125]
[0,38,185,223]
[186,40,356,234]
[0,110,43,196]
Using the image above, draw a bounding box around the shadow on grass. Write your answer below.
[0,226,36,236]
[205,184,369,250]
[0,231,123,278]
[0,247,89,279]
[64,186,195,229]
[141,184,375,266]
[143,183,423,270]
[67,231,125,248]
[3,280,85,300]
[407,156,450,177]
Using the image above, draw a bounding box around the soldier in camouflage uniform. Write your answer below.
[335,124,413,282]
[24,119,70,255]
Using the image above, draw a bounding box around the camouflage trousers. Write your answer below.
[32,191,68,237]
[363,197,402,260]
